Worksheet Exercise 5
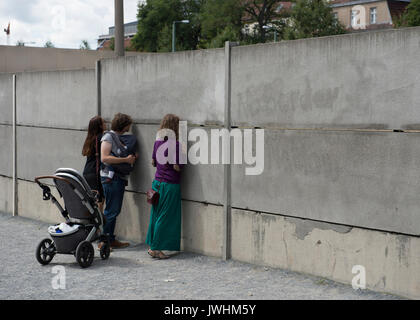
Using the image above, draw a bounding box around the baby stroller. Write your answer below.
[34,168,111,268]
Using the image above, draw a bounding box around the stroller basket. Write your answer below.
[49,224,90,254]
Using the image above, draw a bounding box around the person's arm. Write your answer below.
[101,141,135,165]
[151,141,157,167]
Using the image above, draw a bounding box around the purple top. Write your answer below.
[152,139,184,184]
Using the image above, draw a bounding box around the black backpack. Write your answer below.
[106,132,138,176]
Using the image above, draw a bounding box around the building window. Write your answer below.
[350,10,357,27]
[370,7,377,24]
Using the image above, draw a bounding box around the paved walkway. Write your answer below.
[0,213,404,300]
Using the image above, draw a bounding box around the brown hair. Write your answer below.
[111,113,133,132]
[82,116,105,157]
[159,114,180,140]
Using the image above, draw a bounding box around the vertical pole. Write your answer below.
[114,0,125,57]
[96,60,101,116]
[12,74,17,217]
[172,22,176,53]
[274,31,277,42]
[222,41,232,260]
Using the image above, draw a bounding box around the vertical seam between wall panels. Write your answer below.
[223,41,232,260]
[12,74,17,217]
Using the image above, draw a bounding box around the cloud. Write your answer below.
[0,0,140,49]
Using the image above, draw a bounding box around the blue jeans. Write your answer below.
[101,176,126,242]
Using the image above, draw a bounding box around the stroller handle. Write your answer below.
[34,175,71,185]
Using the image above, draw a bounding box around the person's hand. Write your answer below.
[126,154,136,165]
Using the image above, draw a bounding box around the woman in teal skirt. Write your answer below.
[146,114,183,259]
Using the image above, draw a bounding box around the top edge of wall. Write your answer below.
[231,25,420,51]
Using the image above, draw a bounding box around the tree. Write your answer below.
[131,0,203,52]
[80,40,91,50]
[286,0,346,40]
[199,0,244,48]
[242,0,288,42]
[396,0,420,27]
[16,40,25,46]
[44,40,55,48]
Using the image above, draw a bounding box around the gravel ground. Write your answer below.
[0,212,404,300]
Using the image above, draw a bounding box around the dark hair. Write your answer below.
[82,116,105,156]
[111,113,133,132]
[159,114,180,140]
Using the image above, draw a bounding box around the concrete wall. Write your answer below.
[0,45,142,73]
[101,49,225,125]
[16,70,97,130]
[1,26,420,298]
[231,27,420,130]
[0,73,13,125]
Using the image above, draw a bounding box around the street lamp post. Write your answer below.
[172,20,190,52]
[263,25,278,42]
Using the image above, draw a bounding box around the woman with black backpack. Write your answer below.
[100,113,137,249]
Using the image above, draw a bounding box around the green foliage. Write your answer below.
[207,25,240,48]
[199,0,243,47]
[131,0,348,51]
[131,0,203,52]
[286,0,346,40]
[44,40,55,48]
[395,0,420,27]
[80,40,91,50]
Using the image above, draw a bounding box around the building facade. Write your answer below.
[330,0,411,31]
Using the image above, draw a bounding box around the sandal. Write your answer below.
[156,251,170,260]
[148,249,157,258]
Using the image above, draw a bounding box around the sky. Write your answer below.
[0,0,142,49]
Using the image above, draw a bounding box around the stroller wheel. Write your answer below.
[36,238,56,265]
[100,242,111,260]
[76,241,94,268]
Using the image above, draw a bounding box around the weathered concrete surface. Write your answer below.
[0,45,142,73]
[17,126,85,181]
[0,73,12,125]
[232,129,420,236]
[16,70,96,130]
[231,208,420,299]
[0,176,13,214]
[101,49,225,125]
[231,27,420,129]
[127,124,224,205]
[0,125,12,177]
[17,179,60,224]
[0,212,401,300]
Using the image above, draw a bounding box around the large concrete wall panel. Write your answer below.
[0,125,12,177]
[0,73,12,125]
[231,27,420,129]
[101,49,225,125]
[17,126,85,181]
[231,208,420,299]
[232,130,420,235]
[16,70,96,129]
[0,176,13,214]
[0,45,143,73]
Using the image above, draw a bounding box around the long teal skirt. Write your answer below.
[146,180,181,251]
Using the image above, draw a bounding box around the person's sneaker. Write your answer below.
[110,240,129,249]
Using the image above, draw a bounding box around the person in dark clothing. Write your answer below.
[82,116,106,212]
